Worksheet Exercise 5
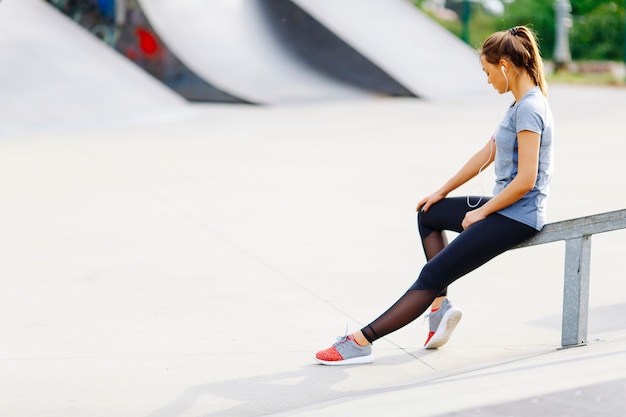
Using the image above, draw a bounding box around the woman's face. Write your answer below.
[480,55,507,94]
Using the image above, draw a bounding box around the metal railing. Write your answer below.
[514,208,626,348]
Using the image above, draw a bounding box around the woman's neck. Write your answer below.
[510,73,537,102]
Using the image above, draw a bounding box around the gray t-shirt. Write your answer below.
[493,86,554,230]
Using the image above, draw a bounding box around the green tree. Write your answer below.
[500,0,624,61]
[414,0,625,62]
[569,1,625,60]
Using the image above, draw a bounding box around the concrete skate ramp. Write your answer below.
[137,0,370,105]
[259,0,415,98]
[0,0,188,137]
[292,0,491,99]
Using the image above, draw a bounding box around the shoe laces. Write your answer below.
[332,325,350,345]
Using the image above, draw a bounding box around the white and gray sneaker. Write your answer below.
[315,334,375,365]
[424,298,463,349]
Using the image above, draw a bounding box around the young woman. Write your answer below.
[315,26,554,365]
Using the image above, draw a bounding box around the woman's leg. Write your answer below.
[418,197,485,345]
[360,213,537,344]
[315,198,477,364]
[418,197,485,295]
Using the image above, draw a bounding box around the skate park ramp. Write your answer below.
[256,0,415,98]
[0,0,189,138]
[291,0,491,100]
[137,0,490,104]
[137,0,372,105]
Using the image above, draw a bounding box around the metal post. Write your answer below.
[115,0,126,26]
[554,0,573,72]
[560,235,592,348]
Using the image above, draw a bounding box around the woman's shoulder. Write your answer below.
[517,88,549,113]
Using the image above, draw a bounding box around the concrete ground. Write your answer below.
[1,84,625,417]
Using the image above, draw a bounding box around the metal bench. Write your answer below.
[513,208,626,348]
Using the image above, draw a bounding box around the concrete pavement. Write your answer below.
[1,84,625,416]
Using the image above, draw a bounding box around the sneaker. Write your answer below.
[424,298,463,349]
[315,334,375,365]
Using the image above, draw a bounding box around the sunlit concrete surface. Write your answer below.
[0,84,625,416]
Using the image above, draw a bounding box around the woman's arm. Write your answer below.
[461,130,540,229]
[418,138,495,212]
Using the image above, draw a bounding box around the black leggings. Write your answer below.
[360,197,538,344]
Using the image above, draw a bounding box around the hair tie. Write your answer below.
[509,27,518,36]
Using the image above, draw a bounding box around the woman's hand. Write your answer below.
[461,208,487,230]
[416,191,447,212]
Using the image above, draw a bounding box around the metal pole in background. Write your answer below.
[554,0,572,72]
[461,0,471,44]
[115,0,127,26]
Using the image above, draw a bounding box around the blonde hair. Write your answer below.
[481,26,548,97]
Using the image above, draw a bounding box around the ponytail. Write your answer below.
[481,26,548,97]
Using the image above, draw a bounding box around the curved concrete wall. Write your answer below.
[0,0,189,137]
[292,0,492,100]
[137,0,371,104]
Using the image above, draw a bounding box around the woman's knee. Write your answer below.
[419,198,471,235]
[417,207,426,225]
[417,208,436,238]
[410,263,445,292]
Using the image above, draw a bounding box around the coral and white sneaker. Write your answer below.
[315,334,375,365]
[424,298,463,349]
